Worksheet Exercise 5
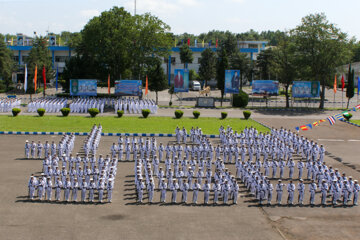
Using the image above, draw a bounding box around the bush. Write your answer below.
[36,87,44,94]
[193,110,200,119]
[243,110,251,120]
[343,113,353,121]
[37,108,45,117]
[117,110,124,118]
[142,109,151,118]
[88,108,99,118]
[169,101,173,106]
[12,108,21,117]
[232,90,249,108]
[60,108,70,117]
[221,112,228,119]
[174,110,184,119]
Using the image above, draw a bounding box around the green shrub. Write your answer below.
[142,109,151,118]
[37,108,45,117]
[343,113,352,121]
[221,112,228,119]
[243,110,251,120]
[193,110,200,119]
[169,101,173,106]
[174,110,184,119]
[117,110,124,118]
[12,108,21,117]
[60,108,70,117]
[88,108,99,118]
[36,87,44,94]
[232,90,249,108]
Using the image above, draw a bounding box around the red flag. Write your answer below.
[187,38,190,46]
[145,75,148,95]
[216,39,218,48]
[341,75,345,91]
[42,65,46,90]
[34,65,37,91]
[107,74,110,94]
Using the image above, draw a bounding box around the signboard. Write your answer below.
[252,80,279,96]
[174,69,189,92]
[70,79,97,96]
[115,80,142,96]
[225,70,240,94]
[49,35,56,46]
[196,97,215,108]
[17,35,24,46]
[292,81,320,98]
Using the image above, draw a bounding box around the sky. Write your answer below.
[1,0,360,40]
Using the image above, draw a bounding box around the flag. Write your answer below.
[34,65,37,91]
[42,65,46,90]
[327,116,336,125]
[24,64,28,92]
[343,111,351,119]
[11,37,13,46]
[319,119,326,123]
[356,104,360,109]
[300,125,308,131]
[341,75,345,91]
[313,121,319,127]
[202,39,204,48]
[194,39,197,47]
[334,113,344,120]
[59,36,61,46]
[306,124,313,129]
[107,74,110,94]
[174,39,176,47]
[358,77,360,95]
[334,75,337,93]
[209,40,212,47]
[295,127,300,132]
[145,75,148,95]
[187,38,190,46]
[216,39,218,48]
[55,66,58,91]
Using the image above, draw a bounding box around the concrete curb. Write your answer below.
[340,119,360,128]
[251,119,272,131]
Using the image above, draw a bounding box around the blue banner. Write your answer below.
[174,69,189,93]
[70,79,97,96]
[225,70,240,94]
[252,80,279,96]
[115,80,142,96]
[292,81,320,98]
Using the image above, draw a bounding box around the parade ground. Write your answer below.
[1,112,360,240]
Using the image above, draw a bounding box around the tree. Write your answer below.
[198,48,216,86]
[26,36,54,96]
[291,13,352,109]
[256,48,274,79]
[346,64,355,108]
[230,52,251,90]
[179,44,193,69]
[146,58,167,104]
[0,34,15,90]
[270,35,298,108]
[216,47,229,106]
[189,69,199,81]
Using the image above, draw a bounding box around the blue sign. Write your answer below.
[70,79,97,96]
[252,80,279,96]
[115,80,142,96]
[292,81,320,98]
[174,69,189,93]
[225,70,240,94]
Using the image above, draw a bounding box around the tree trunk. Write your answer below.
[319,81,325,109]
[347,98,350,109]
[221,91,224,107]
[240,72,243,90]
[285,85,289,108]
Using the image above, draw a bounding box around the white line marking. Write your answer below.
[317,139,345,142]
[348,140,360,142]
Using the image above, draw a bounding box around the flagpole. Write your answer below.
[333,91,335,109]
[342,90,343,109]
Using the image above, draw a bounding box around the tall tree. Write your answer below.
[0,34,15,90]
[216,47,229,106]
[291,13,351,109]
[230,52,251,90]
[179,44,193,69]
[26,36,54,95]
[346,64,355,108]
[146,58,167,104]
[256,48,274,79]
[198,48,216,86]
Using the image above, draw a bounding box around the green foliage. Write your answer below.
[343,113,352,121]
[179,44,193,68]
[216,47,229,105]
[229,52,251,89]
[146,58,167,104]
[12,108,21,117]
[346,65,355,108]
[232,90,249,108]
[199,48,216,86]
[189,69,199,81]
[60,108,70,117]
[37,108,45,117]
[88,108,99,118]
[193,110,200,119]
[243,110,251,119]
[174,110,184,119]
[256,48,275,80]
[221,112,228,119]
[142,109,151,118]
[169,101,173,106]
[0,34,15,90]
[117,110,124,118]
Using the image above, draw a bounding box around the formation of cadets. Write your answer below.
[27,98,67,113]
[116,126,359,206]
[27,125,117,203]
[0,98,21,112]
[114,98,157,114]
[69,98,106,113]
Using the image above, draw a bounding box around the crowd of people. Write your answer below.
[26,125,117,203]
[27,98,67,113]
[114,98,157,114]
[0,98,21,112]
[69,98,106,113]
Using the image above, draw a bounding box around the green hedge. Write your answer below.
[37,108,45,117]
[232,90,249,108]
[174,110,184,119]
[117,110,124,118]
[142,109,151,118]
[88,108,99,118]
[193,110,200,119]
[12,108,21,117]
[60,108,70,117]
[243,110,251,119]
[343,113,353,121]
[221,112,228,119]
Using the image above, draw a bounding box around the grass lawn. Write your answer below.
[0,115,269,134]
[350,120,360,125]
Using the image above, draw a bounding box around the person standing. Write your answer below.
[297,179,305,205]
[309,180,317,206]
[192,179,201,204]
[276,180,284,205]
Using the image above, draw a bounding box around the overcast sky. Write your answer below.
[1,0,360,40]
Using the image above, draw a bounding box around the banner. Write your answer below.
[70,79,97,96]
[224,70,240,94]
[292,81,320,98]
[115,80,142,96]
[49,35,56,46]
[174,69,189,93]
[252,80,279,96]
[17,35,24,46]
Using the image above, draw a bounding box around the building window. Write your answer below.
[13,56,19,62]
[248,44,258,49]
[55,56,69,62]
[171,57,176,64]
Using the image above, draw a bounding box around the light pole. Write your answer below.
[134,0,136,15]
